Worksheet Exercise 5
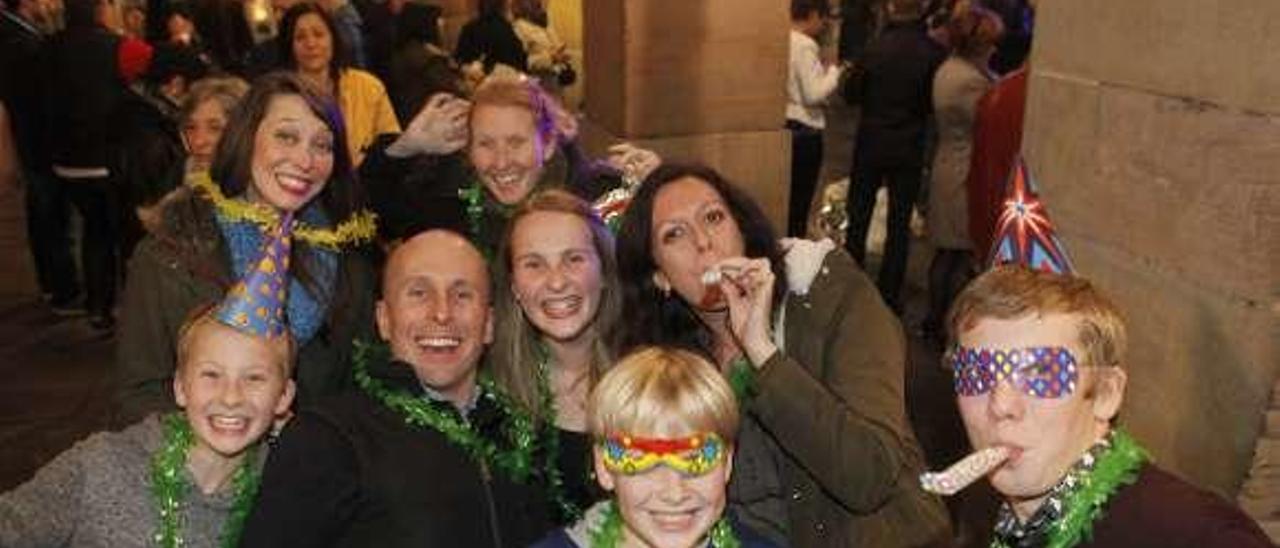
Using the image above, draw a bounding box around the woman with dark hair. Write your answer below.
[278,2,398,165]
[614,163,951,547]
[490,189,619,519]
[113,71,378,428]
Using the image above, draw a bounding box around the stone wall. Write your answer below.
[1023,0,1280,497]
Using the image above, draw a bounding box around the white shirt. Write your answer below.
[786,29,842,129]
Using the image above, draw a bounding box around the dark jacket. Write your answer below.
[454,12,528,73]
[0,10,48,170]
[359,138,621,253]
[1080,463,1272,547]
[43,22,125,169]
[239,351,554,547]
[531,508,779,548]
[109,86,186,208]
[852,20,946,168]
[111,187,376,427]
[730,244,951,547]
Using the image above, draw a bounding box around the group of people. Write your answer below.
[785,0,1037,344]
[0,0,574,332]
[1,0,1275,546]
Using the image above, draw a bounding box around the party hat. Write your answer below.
[215,213,293,337]
[986,157,1075,274]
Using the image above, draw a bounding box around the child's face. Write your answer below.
[594,435,733,548]
[174,322,295,460]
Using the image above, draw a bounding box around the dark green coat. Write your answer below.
[730,245,951,547]
[110,188,377,427]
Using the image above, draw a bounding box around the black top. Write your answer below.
[555,428,606,516]
[454,12,528,73]
[1081,463,1272,548]
[0,10,49,170]
[239,354,554,547]
[852,20,946,168]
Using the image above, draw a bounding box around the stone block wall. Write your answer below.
[1023,0,1280,498]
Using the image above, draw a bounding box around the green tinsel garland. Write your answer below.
[533,344,585,522]
[588,500,741,548]
[149,413,260,548]
[991,430,1148,548]
[458,179,515,260]
[353,340,540,483]
[727,357,758,403]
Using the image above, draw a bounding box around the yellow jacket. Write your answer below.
[338,69,399,166]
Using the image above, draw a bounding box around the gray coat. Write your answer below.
[0,415,263,547]
[927,56,995,249]
[729,244,951,547]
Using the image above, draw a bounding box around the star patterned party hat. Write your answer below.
[986,157,1075,274]
[215,213,293,337]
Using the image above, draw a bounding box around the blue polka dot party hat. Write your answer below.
[215,212,293,337]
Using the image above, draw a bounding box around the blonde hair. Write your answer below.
[180,76,250,126]
[469,69,566,145]
[947,266,1127,371]
[491,189,620,420]
[175,303,298,378]
[588,347,739,444]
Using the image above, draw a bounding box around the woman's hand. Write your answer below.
[714,257,778,368]
[386,93,470,158]
[607,143,662,186]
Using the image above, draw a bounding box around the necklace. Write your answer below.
[188,172,377,250]
[353,340,539,482]
[458,179,514,259]
[991,429,1147,548]
[150,413,260,548]
[534,345,584,522]
[589,500,741,548]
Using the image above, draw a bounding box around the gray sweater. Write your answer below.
[0,415,257,547]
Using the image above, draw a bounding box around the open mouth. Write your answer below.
[540,295,583,319]
[414,335,462,354]
[646,508,702,531]
[488,173,525,195]
[275,172,315,197]
[207,414,251,436]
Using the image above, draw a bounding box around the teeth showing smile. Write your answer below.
[415,336,462,351]
[209,415,249,433]
[491,173,521,187]
[647,508,699,530]
[276,173,312,194]
[540,296,582,319]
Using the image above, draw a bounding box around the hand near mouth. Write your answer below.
[709,257,777,367]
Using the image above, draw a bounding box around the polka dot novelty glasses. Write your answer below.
[600,433,726,476]
[950,345,1079,399]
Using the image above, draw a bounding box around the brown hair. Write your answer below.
[180,76,250,126]
[589,346,739,444]
[491,189,620,420]
[947,266,1127,371]
[947,1,1005,59]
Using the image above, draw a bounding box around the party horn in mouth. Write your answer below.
[920,446,1011,496]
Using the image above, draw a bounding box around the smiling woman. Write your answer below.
[112,72,378,430]
[277,2,399,165]
[490,189,621,520]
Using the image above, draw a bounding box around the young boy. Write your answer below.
[533,346,776,548]
[0,224,296,547]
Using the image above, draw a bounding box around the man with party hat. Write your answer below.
[0,219,298,546]
[924,158,1269,546]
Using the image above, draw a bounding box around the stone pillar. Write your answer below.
[1023,0,1280,498]
[580,0,791,229]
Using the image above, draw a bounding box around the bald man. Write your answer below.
[242,230,552,547]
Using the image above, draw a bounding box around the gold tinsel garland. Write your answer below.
[188,172,377,249]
